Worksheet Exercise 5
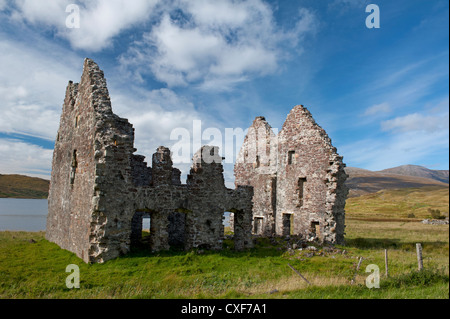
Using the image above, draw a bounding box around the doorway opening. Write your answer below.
[253,217,264,235]
[168,209,188,250]
[282,213,293,236]
[130,210,152,248]
[310,221,321,240]
[223,212,234,237]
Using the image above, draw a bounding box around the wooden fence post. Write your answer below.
[416,243,423,271]
[351,257,363,285]
[384,249,389,277]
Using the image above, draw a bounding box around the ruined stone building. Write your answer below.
[46,58,348,263]
[46,59,254,263]
[234,108,348,245]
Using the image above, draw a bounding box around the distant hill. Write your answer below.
[345,166,448,197]
[378,165,449,184]
[345,185,449,220]
[0,174,49,199]
[2,164,448,200]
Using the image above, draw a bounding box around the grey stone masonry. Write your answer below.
[235,105,348,245]
[46,59,254,263]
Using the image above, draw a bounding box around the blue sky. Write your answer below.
[0,0,448,184]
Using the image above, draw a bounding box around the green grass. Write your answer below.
[0,186,448,299]
[345,186,449,220]
[0,221,448,299]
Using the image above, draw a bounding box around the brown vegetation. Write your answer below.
[0,174,49,199]
[345,167,448,197]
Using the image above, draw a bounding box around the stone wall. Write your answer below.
[234,117,278,237]
[47,58,347,263]
[234,105,348,245]
[47,59,254,263]
[46,63,100,261]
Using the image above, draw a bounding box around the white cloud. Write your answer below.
[364,102,391,116]
[329,0,370,10]
[0,139,53,179]
[0,34,223,180]
[342,98,449,170]
[66,0,159,51]
[381,112,449,133]
[110,86,222,160]
[429,96,450,114]
[0,27,239,180]
[110,86,250,184]
[340,128,449,171]
[0,0,7,11]
[0,37,81,140]
[180,0,254,27]
[10,0,69,25]
[121,0,317,90]
[7,0,317,89]
[9,0,160,51]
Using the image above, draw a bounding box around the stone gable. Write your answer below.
[234,105,348,244]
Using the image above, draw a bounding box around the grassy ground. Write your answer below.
[0,187,448,299]
[345,186,449,220]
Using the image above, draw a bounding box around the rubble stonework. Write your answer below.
[46,59,254,263]
[47,58,348,263]
[234,107,348,245]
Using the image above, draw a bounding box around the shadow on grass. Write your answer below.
[124,247,286,260]
[346,237,449,251]
[122,238,286,260]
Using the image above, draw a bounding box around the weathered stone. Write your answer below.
[47,58,347,263]
[422,218,449,225]
[234,106,348,245]
[46,59,254,263]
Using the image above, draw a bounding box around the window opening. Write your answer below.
[288,151,296,165]
[70,150,78,185]
[298,177,307,207]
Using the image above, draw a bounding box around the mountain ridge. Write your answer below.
[345,165,448,197]
[377,164,449,184]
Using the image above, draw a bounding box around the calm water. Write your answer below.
[0,198,48,231]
